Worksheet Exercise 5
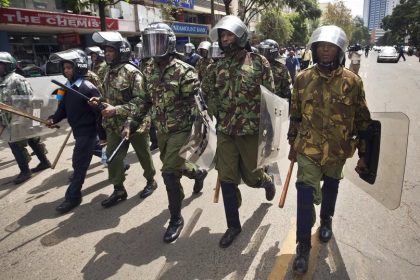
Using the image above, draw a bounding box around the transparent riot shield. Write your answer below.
[344,112,409,210]
[179,93,217,170]
[256,85,288,169]
[0,75,67,143]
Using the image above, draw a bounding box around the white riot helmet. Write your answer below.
[197,41,211,58]
[209,42,224,59]
[307,25,348,67]
[184,43,196,55]
[134,42,144,59]
[92,31,131,65]
[142,22,176,58]
[209,15,248,50]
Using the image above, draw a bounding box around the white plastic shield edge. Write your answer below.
[178,95,217,170]
[256,85,288,170]
[344,112,409,210]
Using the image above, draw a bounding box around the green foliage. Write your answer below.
[0,0,10,8]
[350,16,370,45]
[286,13,310,46]
[256,9,293,46]
[377,31,398,46]
[381,0,420,47]
[321,0,353,37]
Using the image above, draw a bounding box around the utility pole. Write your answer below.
[211,0,215,27]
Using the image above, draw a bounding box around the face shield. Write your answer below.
[209,42,224,59]
[134,43,144,59]
[92,31,124,45]
[142,29,173,58]
[184,43,195,55]
[258,44,271,57]
[49,49,84,63]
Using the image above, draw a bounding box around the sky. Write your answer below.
[318,0,365,17]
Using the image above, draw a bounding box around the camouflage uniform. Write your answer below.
[203,49,274,187]
[0,72,49,180]
[102,62,155,189]
[92,60,108,81]
[195,57,213,81]
[287,64,371,246]
[134,56,202,179]
[271,58,291,99]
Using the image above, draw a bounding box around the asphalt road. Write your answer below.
[0,52,419,280]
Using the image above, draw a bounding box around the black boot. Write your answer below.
[56,198,82,214]
[163,216,184,243]
[163,173,185,243]
[260,175,276,201]
[319,217,333,243]
[101,186,128,208]
[13,171,32,185]
[220,181,241,248]
[193,169,208,193]
[139,179,157,199]
[31,161,51,173]
[219,227,242,248]
[293,242,311,275]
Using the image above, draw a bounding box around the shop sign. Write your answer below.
[57,33,80,45]
[155,0,194,9]
[169,22,208,35]
[0,7,119,30]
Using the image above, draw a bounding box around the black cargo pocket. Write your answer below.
[121,87,132,102]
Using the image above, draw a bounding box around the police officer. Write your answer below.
[91,31,158,207]
[127,23,207,243]
[85,46,107,80]
[0,52,51,184]
[183,42,201,67]
[195,41,212,81]
[258,39,291,99]
[202,15,276,248]
[287,26,372,274]
[48,49,102,213]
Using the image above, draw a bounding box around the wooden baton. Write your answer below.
[279,160,295,208]
[213,177,221,203]
[0,102,59,128]
[51,129,72,169]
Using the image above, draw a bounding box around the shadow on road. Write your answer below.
[81,201,271,280]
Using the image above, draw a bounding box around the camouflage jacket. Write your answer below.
[86,70,104,96]
[92,61,107,81]
[102,62,149,133]
[195,57,213,81]
[202,49,274,136]
[131,56,198,134]
[0,72,33,125]
[271,58,291,99]
[288,65,371,165]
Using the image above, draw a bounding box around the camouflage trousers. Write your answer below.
[8,137,48,173]
[296,153,345,204]
[216,132,271,186]
[106,130,156,187]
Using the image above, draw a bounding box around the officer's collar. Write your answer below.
[65,77,83,88]
[315,64,343,79]
[109,63,126,73]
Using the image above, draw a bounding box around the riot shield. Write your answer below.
[179,93,217,170]
[344,112,409,210]
[0,76,67,143]
[256,85,288,170]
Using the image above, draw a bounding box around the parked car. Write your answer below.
[377,47,399,63]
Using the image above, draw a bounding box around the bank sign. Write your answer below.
[0,8,119,30]
[169,23,208,35]
[155,0,194,9]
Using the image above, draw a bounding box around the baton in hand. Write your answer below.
[51,79,106,110]
[279,160,295,208]
[106,137,128,164]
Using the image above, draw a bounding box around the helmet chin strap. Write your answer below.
[318,60,339,71]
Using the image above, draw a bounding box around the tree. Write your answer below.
[321,0,353,38]
[350,16,370,45]
[382,0,420,48]
[0,0,10,7]
[222,0,232,15]
[237,0,275,26]
[256,9,293,46]
[286,12,310,46]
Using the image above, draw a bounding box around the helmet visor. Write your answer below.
[49,49,82,63]
[209,15,246,42]
[142,30,170,58]
[209,44,224,58]
[258,45,271,58]
[307,25,348,53]
[92,31,123,44]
